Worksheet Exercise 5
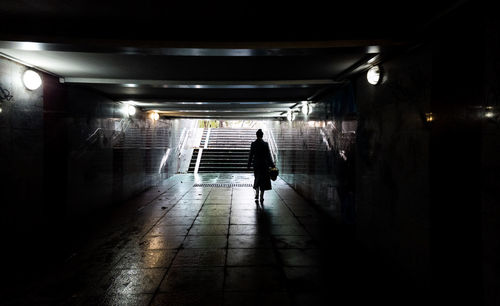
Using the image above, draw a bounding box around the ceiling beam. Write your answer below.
[123,100,300,105]
[62,78,340,88]
[160,113,284,119]
[147,107,292,112]
[0,39,408,55]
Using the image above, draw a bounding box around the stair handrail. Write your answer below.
[74,117,134,160]
[319,127,332,151]
[177,120,197,154]
[266,127,279,164]
[71,127,104,160]
[176,128,188,156]
[111,117,133,148]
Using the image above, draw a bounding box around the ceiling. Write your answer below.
[0,0,465,119]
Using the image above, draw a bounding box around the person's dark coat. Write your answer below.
[248,138,275,191]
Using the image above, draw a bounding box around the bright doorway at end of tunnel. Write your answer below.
[197,119,268,129]
[184,120,277,174]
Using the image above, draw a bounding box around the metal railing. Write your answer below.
[72,118,133,160]
[265,127,279,165]
[72,128,104,160]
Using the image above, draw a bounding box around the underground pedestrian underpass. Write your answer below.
[0,1,499,306]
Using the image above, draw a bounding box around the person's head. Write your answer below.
[256,129,263,139]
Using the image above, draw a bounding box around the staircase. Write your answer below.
[188,128,256,173]
[113,127,171,148]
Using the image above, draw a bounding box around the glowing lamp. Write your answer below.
[150,112,160,121]
[23,70,42,90]
[301,101,313,116]
[127,105,136,116]
[121,104,136,116]
[367,65,381,85]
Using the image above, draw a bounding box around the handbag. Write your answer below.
[269,167,279,181]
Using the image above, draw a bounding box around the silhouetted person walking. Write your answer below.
[248,129,275,204]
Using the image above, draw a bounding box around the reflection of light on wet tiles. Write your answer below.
[148,225,190,236]
[172,249,226,267]
[98,293,153,306]
[183,236,227,248]
[139,236,185,250]
[227,249,277,266]
[194,216,230,225]
[106,269,166,294]
[230,216,260,225]
[159,267,224,292]
[30,173,335,305]
[188,225,228,235]
[228,235,273,249]
[229,225,270,236]
[115,250,176,269]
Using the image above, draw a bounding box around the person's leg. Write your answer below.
[260,188,264,202]
[255,187,259,200]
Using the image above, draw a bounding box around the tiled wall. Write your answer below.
[269,5,500,303]
[268,85,357,223]
[0,58,44,238]
[0,60,193,241]
[354,46,432,284]
[268,47,433,291]
[60,85,193,220]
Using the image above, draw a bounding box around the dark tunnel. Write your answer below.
[0,1,499,305]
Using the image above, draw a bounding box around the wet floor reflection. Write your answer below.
[16,173,334,306]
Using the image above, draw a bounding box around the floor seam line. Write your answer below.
[147,184,213,306]
[221,186,233,300]
[139,184,194,240]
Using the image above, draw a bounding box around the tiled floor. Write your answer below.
[7,173,351,306]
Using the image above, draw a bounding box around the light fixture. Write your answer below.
[367,65,381,85]
[301,101,313,116]
[287,110,292,121]
[425,112,434,122]
[121,104,136,117]
[485,112,494,118]
[127,105,136,116]
[149,112,160,121]
[22,69,42,90]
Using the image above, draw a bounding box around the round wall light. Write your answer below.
[301,101,313,116]
[485,111,494,118]
[23,69,42,90]
[121,104,136,116]
[149,112,160,121]
[127,105,136,116]
[366,65,381,85]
